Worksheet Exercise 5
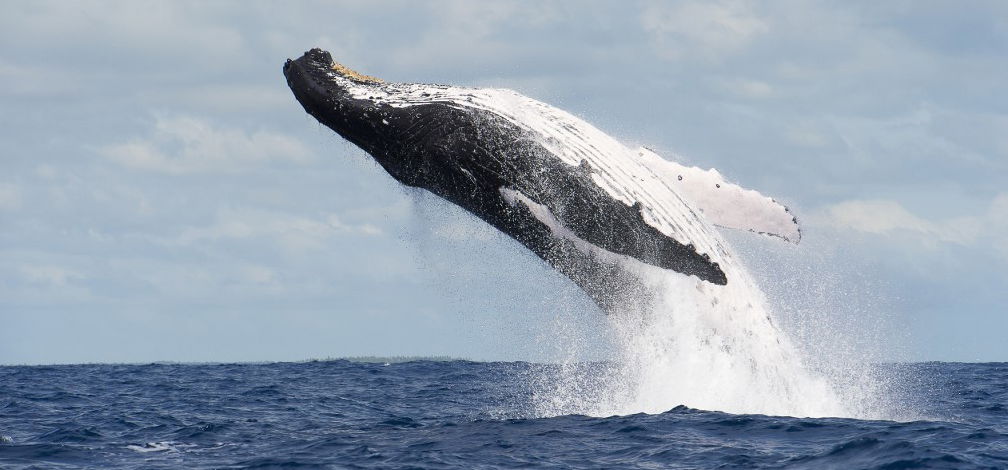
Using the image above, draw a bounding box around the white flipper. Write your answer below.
[635,147,801,243]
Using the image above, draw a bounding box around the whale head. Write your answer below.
[282,49,409,174]
[283,48,495,192]
[283,49,380,122]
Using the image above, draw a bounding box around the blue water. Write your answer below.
[0,360,1005,469]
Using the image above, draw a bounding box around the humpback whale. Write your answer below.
[283,48,799,311]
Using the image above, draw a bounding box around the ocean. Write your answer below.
[1,360,1005,469]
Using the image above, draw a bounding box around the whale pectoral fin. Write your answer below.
[500,186,727,285]
[635,147,801,243]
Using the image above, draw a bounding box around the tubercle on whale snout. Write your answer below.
[288,48,384,85]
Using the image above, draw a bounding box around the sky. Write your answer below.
[1,1,1006,364]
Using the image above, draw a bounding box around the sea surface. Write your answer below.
[0,360,1005,469]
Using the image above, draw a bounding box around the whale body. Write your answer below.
[283,48,799,311]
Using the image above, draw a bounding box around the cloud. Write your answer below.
[989,194,1008,259]
[241,265,276,285]
[717,77,774,99]
[385,1,567,75]
[641,0,768,61]
[0,183,20,211]
[165,85,293,113]
[0,2,245,68]
[20,265,84,286]
[0,60,80,97]
[783,125,830,149]
[100,116,314,174]
[438,1,561,37]
[813,195,1008,249]
[170,207,382,253]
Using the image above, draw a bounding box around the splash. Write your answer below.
[521,220,922,421]
[529,251,858,417]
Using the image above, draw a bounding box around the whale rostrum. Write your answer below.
[283,48,800,311]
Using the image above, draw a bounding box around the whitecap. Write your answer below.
[126,441,177,453]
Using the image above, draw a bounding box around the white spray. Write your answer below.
[531,259,854,418]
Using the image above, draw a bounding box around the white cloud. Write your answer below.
[20,265,84,286]
[718,77,774,99]
[784,126,830,148]
[0,2,245,67]
[166,85,293,113]
[813,196,1007,249]
[100,116,314,174]
[171,208,382,252]
[0,60,80,97]
[989,194,1008,259]
[242,265,277,285]
[0,183,21,211]
[387,1,564,72]
[641,0,768,61]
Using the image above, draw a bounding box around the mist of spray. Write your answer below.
[527,237,909,420]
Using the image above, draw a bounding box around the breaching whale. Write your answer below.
[283,48,799,311]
